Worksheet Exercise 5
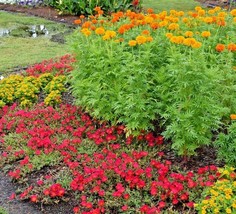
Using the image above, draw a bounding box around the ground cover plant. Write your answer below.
[1,4,236,214]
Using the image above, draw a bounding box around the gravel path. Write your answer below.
[0,172,42,214]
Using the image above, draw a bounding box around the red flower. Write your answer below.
[30,195,38,203]
[132,0,139,6]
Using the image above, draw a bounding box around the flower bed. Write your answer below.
[0,5,236,214]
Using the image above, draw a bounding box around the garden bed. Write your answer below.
[0,3,236,214]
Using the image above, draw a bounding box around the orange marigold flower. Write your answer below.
[98,10,104,15]
[227,43,236,52]
[128,40,137,47]
[215,44,225,52]
[150,22,159,29]
[217,20,226,26]
[184,31,194,37]
[82,21,91,28]
[168,23,179,30]
[146,36,153,42]
[80,15,85,19]
[94,6,101,11]
[201,31,211,38]
[230,114,236,120]
[136,35,147,45]
[95,27,105,35]
[147,8,154,14]
[118,27,126,34]
[74,19,81,25]
[230,9,236,16]
[142,30,150,35]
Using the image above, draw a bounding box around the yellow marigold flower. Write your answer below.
[195,6,202,11]
[95,27,105,35]
[165,33,173,39]
[214,6,221,12]
[184,31,194,37]
[102,34,110,40]
[210,189,219,196]
[136,35,147,45]
[225,194,232,200]
[81,28,91,37]
[208,9,215,15]
[145,16,154,24]
[168,23,179,30]
[224,188,233,195]
[128,40,137,47]
[202,200,208,205]
[231,9,236,16]
[177,11,185,17]
[204,17,213,24]
[201,31,211,38]
[105,30,116,38]
[183,38,195,46]
[226,208,232,214]
[214,208,220,213]
[198,9,205,16]
[192,41,202,48]
[232,202,236,208]
[182,17,189,23]
[159,20,168,27]
[201,209,207,214]
[218,12,227,17]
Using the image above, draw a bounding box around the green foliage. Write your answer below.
[0,207,8,214]
[215,121,236,167]
[47,0,142,15]
[69,7,236,156]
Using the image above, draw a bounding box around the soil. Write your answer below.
[0,4,79,26]
[0,2,226,214]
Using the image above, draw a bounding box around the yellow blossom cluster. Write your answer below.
[0,73,67,108]
[195,167,236,214]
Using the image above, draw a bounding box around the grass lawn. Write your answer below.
[142,0,200,12]
[0,11,70,74]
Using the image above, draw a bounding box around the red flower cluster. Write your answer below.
[0,103,220,213]
[43,183,65,198]
[25,54,75,77]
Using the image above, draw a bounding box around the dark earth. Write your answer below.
[0,1,227,214]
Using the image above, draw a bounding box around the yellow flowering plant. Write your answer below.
[195,167,236,214]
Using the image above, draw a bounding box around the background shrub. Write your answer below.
[46,0,142,15]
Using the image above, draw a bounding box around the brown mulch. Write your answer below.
[0,3,79,26]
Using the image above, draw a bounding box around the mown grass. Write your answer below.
[142,0,200,12]
[0,37,69,73]
[0,11,70,73]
